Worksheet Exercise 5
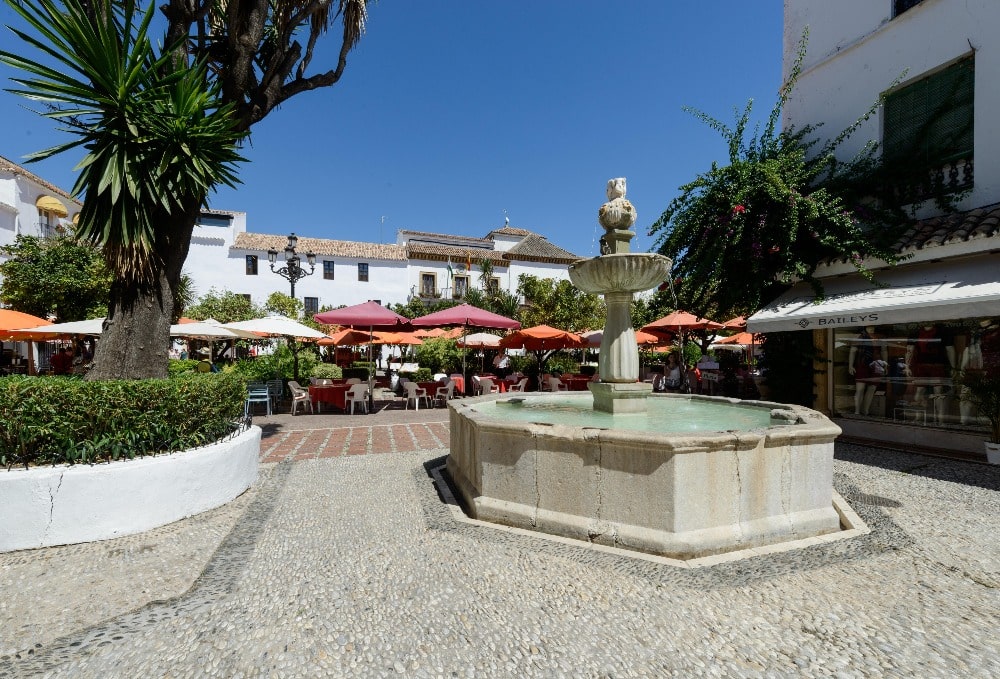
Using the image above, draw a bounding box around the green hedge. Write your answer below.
[310,363,343,379]
[0,373,246,468]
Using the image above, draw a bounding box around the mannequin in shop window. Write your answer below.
[848,326,886,415]
[960,319,1000,424]
[905,323,955,424]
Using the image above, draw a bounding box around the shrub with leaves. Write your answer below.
[649,31,914,321]
[310,363,343,380]
[0,373,246,467]
[229,345,319,382]
[416,337,463,374]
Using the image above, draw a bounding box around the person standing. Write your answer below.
[49,346,74,375]
[492,351,510,379]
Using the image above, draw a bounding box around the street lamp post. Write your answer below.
[267,233,316,298]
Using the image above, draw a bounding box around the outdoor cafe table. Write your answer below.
[562,375,592,391]
[309,384,351,413]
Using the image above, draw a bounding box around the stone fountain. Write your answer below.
[568,178,672,413]
[445,180,849,561]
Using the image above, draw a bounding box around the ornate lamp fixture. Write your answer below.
[267,233,316,298]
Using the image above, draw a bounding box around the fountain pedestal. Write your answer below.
[588,382,653,414]
[568,178,671,412]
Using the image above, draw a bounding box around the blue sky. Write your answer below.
[1,1,783,257]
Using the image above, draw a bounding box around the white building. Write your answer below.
[1,153,579,321]
[184,213,578,314]
[750,0,1000,455]
[0,155,82,250]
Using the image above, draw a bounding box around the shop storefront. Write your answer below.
[748,252,1000,454]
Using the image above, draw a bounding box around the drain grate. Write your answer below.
[852,493,902,508]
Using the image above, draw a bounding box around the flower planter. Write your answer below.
[0,426,261,553]
[985,441,1000,465]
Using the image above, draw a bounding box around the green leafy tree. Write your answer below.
[172,273,196,323]
[185,288,262,324]
[517,275,605,332]
[648,32,912,323]
[0,234,110,321]
[1,0,373,379]
[264,292,303,319]
[415,337,463,374]
[391,297,456,320]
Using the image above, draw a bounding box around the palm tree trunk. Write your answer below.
[87,205,200,380]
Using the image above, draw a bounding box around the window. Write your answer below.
[884,56,974,199]
[487,277,501,293]
[453,275,469,299]
[420,272,437,297]
[323,260,335,280]
[893,0,925,18]
[245,255,258,275]
[304,297,319,315]
[358,263,369,282]
[198,214,232,227]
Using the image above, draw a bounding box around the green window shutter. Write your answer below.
[884,56,974,165]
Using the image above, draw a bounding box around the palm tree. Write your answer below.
[1,0,372,378]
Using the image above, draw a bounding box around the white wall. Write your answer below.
[0,168,78,261]
[783,0,1000,209]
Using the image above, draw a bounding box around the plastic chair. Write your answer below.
[346,377,362,385]
[539,373,553,391]
[508,377,529,393]
[287,380,313,415]
[404,381,430,410]
[478,377,499,394]
[245,383,272,417]
[345,383,369,414]
[434,380,455,407]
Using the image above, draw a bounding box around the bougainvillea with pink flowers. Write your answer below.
[647,33,935,322]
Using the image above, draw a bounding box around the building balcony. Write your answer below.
[889,156,974,206]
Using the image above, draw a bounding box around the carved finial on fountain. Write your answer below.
[598,177,637,255]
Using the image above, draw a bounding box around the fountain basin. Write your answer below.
[568,253,672,294]
[447,393,843,560]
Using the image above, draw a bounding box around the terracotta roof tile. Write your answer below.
[406,242,507,265]
[232,232,407,261]
[888,203,1000,253]
[487,225,535,237]
[0,154,80,205]
[504,234,579,262]
[398,229,493,246]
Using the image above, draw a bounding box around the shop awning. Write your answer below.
[748,254,1000,333]
[35,195,68,217]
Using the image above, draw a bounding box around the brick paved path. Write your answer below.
[259,421,450,462]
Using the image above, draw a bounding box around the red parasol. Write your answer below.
[500,325,586,351]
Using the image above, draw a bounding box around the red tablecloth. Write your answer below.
[309,384,351,412]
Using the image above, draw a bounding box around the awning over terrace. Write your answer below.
[747,254,1000,333]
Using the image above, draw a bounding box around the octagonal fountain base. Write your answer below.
[447,393,844,560]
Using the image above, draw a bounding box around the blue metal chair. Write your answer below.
[245,383,272,417]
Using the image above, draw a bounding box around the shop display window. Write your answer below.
[832,319,1000,433]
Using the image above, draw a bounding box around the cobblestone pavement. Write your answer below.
[1,412,999,677]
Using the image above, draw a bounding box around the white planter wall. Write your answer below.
[0,426,261,553]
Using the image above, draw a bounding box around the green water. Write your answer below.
[472,395,775,433]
